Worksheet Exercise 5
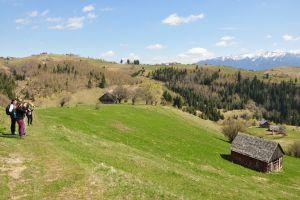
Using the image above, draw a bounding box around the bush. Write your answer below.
[0,94,10,107]
[287,142,300,158]
[163,91,172,103]
[95,103,101,110]
[222,119,246,142]
[183,106,197,115]
[173,96,184,109]
[60,96,71,107]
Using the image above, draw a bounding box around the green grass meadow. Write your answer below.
[0,105,299,199]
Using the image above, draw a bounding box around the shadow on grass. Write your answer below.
[220,154,232,162]
[0,133,18,139]
[214,136,230,144]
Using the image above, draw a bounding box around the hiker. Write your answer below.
[16,102,27,138]
[6,99,17,135]
[26,105,33,126]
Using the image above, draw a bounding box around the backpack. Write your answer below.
[5,105,11,115]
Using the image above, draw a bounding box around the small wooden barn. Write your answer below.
[259,119,270,128]
[268,125,286,135]
[99,93,117,104]
[231,133,284,173]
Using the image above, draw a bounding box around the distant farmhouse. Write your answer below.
[99,93,117,104]
[268,125,286,135]
[259,119,270,128]
[231,133,284,173]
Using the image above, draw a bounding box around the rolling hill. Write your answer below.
[0,105,300,199]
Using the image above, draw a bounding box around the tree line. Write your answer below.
[151,67,300,125]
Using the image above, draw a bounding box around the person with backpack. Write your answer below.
[6,99,17,135]
[16,102,27,138]
[26,105,33,126]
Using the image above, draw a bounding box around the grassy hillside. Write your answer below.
[0,105,299,199]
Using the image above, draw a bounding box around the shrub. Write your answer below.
[95,103,101,110]
[60,96,71,107]
[173,96,184,109]
[0,94,10,107]
[287,142,300,158]
[183,106,197,115]
[163,91,172,103]
[222,119,246,142]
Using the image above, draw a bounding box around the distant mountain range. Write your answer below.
[198,51,300,70]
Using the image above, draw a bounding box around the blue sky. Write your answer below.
[1,0,300,63]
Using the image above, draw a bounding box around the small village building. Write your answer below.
[268,125,286,135]
[231,133,284,173]
[259,119,270,128]
[99,93,117,104]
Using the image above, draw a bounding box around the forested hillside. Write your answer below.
[0,55,142,101]
[151,67,300,125]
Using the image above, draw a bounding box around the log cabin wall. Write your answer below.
[231,151,268,172]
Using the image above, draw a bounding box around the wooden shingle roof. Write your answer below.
[259,119,269,125]
[99,93,117,102]
[231,133,284,163]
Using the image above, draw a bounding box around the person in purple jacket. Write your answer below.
[16,102,27,138]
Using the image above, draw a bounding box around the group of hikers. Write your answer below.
[5,99,34,138]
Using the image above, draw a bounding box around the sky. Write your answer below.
[1,0,300,64]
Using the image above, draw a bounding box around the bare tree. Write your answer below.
[113,85,130,103]
[222,119,246,142]
[130,87,145,105]
[140,82,163,105]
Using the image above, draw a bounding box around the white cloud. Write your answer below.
[101,50,116,57]
[41,10,50,17]
[48,16,86,30]
[15,18,31,25]
[177,47,214,64]
[83,4,95,13]
[215,36,236,47]
[146,44,166,50]
[66,17,85,30]
[162,13,204,26]
[87,13,97,20]
[28,10,38,17]
[100,7,113,12]
[283,34,300,41]
[48,25,64,30]
[266,34,272,39]
[46,17,62,23]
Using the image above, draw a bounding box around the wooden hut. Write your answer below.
[99,93,117,104]
[231,133,284,173]
[268,125,286,135]
[259,119,270,128]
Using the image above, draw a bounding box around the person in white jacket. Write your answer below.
[8,99,17,135]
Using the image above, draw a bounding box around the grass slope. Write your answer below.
[0,105,300,199]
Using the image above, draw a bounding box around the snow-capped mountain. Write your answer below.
[198,51,300,70]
